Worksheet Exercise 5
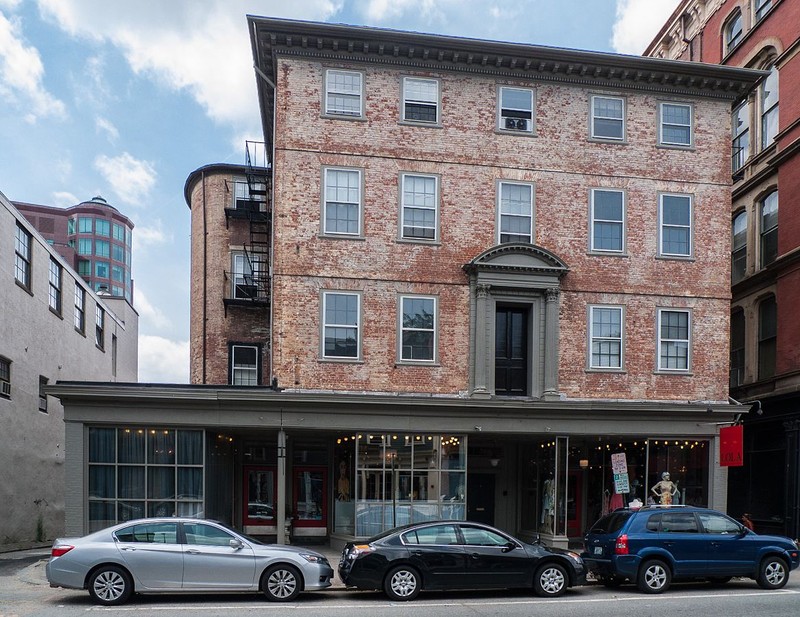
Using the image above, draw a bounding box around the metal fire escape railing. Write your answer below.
[242,140,271,305]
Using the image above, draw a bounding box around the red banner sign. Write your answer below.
[720,424,744,467]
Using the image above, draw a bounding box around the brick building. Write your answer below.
[51,18,762,547]
[646,0,800,539]
[14,196,135,303]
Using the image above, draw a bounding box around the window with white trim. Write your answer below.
[14,224,31,289]
[732,211,747,283]
[401,174,438,240]
[658,309,690,371]
[48,258,62,314]
[231,253,258,299]
[325,69,363,117]
[732,101,749,172]
[591,96,624,140]
[230,344,259,385]
[498,182,534,244]
[590,189,624,252]
[659,102,692,147]
[760,190,778,267]
[589,306,623,369]
[400,295,436,362]
[760,65,778,149]
[323,292,360,359]
[724,12,743,53]
[659,194,692,257]
[402,77,439,124]
[0,357,10,399]
[323,168,361,236]
[755,0,772,22]
[95,305,105,350]
[498,87,533,133]
[75,285,86,333]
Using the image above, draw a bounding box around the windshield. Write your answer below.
[588,512,631,534]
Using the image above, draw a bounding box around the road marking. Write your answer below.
[86,588,800,611]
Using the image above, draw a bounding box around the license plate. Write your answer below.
[593,546,603,555]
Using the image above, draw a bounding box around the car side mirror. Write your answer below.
[230,538,243,549]
[502,541,516,553]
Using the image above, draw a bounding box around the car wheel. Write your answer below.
[757,556,788,590]
[707,576,732,586]
[637,559,671,594]
[534,562,568,597]
[88,565,133,606]
[384,565,421,601]
[261,564,302,601]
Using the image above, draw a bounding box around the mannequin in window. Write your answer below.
[650,472,678,505]
[336,460,351,501]
[541,474,555,533]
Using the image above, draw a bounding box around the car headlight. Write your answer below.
[300,553,329,565]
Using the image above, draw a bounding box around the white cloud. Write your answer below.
[0,0,21,9]
[52,191,78,207]
[36,0,343,136]
[132,219,170,251]
[138,334,189,383]
[612,0,680,55]
[93,152,157,205]
[135,288,172,330]
[95,116,119,142]
[0,10,66,122]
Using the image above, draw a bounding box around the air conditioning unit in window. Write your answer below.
[503,116,529,131]
[1,381,10,397]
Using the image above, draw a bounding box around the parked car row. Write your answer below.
[46,506,799,606]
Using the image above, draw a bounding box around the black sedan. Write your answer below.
[339,520,586,601]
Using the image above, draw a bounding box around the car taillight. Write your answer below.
[349,544,374,559]
[51,545,74,558]
[615,534,629,555]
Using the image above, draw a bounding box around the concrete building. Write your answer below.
[0,191,138,550]
[646,0,800,539]
[51,18,762,548]
[14,196,135,303]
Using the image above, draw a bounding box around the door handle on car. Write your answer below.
[119,546,136,551]
[663,541,674,547]
[186,549,201,554]
[470,553,481,559]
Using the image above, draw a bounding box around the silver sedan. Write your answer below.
[46,517,333,605]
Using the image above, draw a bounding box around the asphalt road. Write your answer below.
[2,550,799,617]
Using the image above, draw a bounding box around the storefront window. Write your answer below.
[345,433,467,536]
[87,427,204,531]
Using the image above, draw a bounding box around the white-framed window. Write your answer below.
[323,168,362,236]
[498,181,534,244]
[590,189,625,253]
[498,86,534,133]
[14,223,32,289]
[322,291,360,359]
[74,285,86,334]
[659,194,692,257]
[760,190,778,267]
[399,295,436,362]
[732,210,747,283]
[231,253,261,299]
[230,344,259,385]
[401,173,438,241]
[724,11,743,54]
[659,102,693,147]
[402,77,439,124]
[755,0,772,22]
[589,306,623,369]
[325,69,363,117]
[760,65,778,149]
[591,95,625,141]
[48,258,62,314]
[732,101,749,173]
[0,357,10,399]
[657,309,691,372]
[95,305,105,350]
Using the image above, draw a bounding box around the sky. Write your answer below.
[0,0,680,383]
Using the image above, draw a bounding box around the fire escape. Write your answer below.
[224,141,271,311]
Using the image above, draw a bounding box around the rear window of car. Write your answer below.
[403,524,459,545]
[115,523,178,544]
[588,511,631,534]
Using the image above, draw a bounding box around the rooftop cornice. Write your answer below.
[249,15,766,152]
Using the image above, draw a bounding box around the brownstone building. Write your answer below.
[52,18,762,547]
[646,0,800,539]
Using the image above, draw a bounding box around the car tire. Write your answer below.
[534,562,568,597]
[756,556,789,590]
[637,559,671,594]
[261,564,302,601]
[384,565,421,601]
[87,565,133,606]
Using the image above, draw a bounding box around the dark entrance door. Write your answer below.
[495,307,528,395]
[467,473,496,525]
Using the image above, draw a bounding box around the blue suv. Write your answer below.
[582,506,799,593]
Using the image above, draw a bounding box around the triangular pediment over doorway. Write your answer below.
[463,243,568,282]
